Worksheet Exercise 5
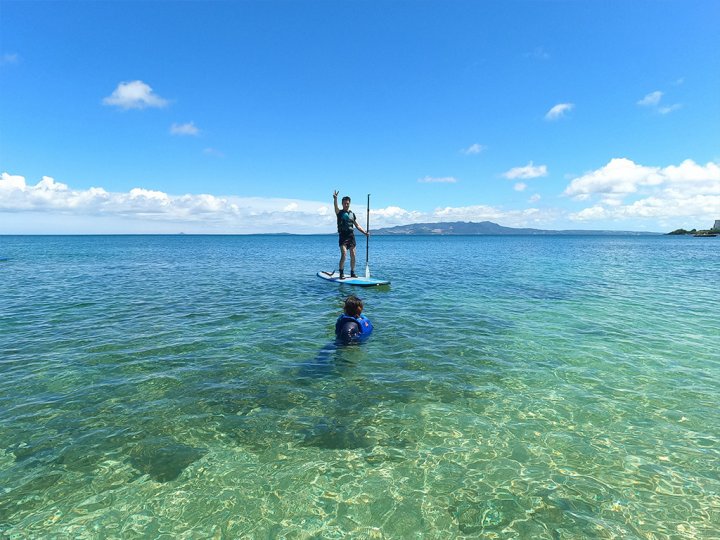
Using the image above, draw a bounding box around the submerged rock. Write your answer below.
[127,436,205,482]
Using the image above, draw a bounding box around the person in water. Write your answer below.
[335,295,373,344]
[333,191,368,279]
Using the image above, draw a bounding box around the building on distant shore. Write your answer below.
[713,220,720,231]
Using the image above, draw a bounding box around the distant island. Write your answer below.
[668,229,718,237]
[667,219,720,237]
[372,221,659,236]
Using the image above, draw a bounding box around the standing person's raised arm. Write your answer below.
[333,190,340,214]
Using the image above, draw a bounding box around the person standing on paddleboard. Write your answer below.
[333,191,369,279]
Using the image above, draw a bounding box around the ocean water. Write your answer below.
[0,234,718,539]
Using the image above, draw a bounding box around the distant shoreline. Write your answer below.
[0,231,667,237]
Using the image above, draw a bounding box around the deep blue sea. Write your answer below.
[1,234,718,539]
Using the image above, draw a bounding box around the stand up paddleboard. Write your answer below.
[318,193,390,287]
[317,270,390,287]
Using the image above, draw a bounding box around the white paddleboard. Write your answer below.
[317,271,390,287]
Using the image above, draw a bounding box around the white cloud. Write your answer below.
[1,173,99,212]
[637,90,681,114]
[571,205,607,221]
[658,104,682,115]
[0,53,19,66]
[129,188,171,203]
[361,203,557,231]
[601,195,625,207]
[514,182,527,192]
[0,173,336,233]
[203,148,225,158]
[462,143,486,155]
[0,172,554,233]
[503,162,548,180]
[170,122,200,136]
[662,159,720,184]
[429,205,551,227]
[103,80,169,110]
[545,103,574,120]
[372,205,424,223]
[3,158,718,233]
[564,158,662,198]
[525,47,550,60]
[0,173,26,190]
[637,91,663,107]
[418,176,458,183]
[565,158,720,224]
[529,194,541,202]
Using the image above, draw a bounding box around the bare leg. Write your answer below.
[349,246,356,274]
[338,245,347,274]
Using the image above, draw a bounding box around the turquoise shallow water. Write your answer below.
[1,234,718,539]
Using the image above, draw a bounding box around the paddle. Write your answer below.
[365,193,371,278]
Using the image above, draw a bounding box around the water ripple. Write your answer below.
[1,235,718,537]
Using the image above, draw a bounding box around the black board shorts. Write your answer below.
[339,231,356,248]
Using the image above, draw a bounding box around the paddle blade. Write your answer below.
[365,263,370,279]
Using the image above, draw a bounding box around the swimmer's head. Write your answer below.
[343,295,363,317]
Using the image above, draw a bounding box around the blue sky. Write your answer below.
[1,0,719,233]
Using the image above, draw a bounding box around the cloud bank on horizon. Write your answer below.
[2,157,719,233]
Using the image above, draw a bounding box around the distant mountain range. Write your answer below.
[372,221,659,235]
